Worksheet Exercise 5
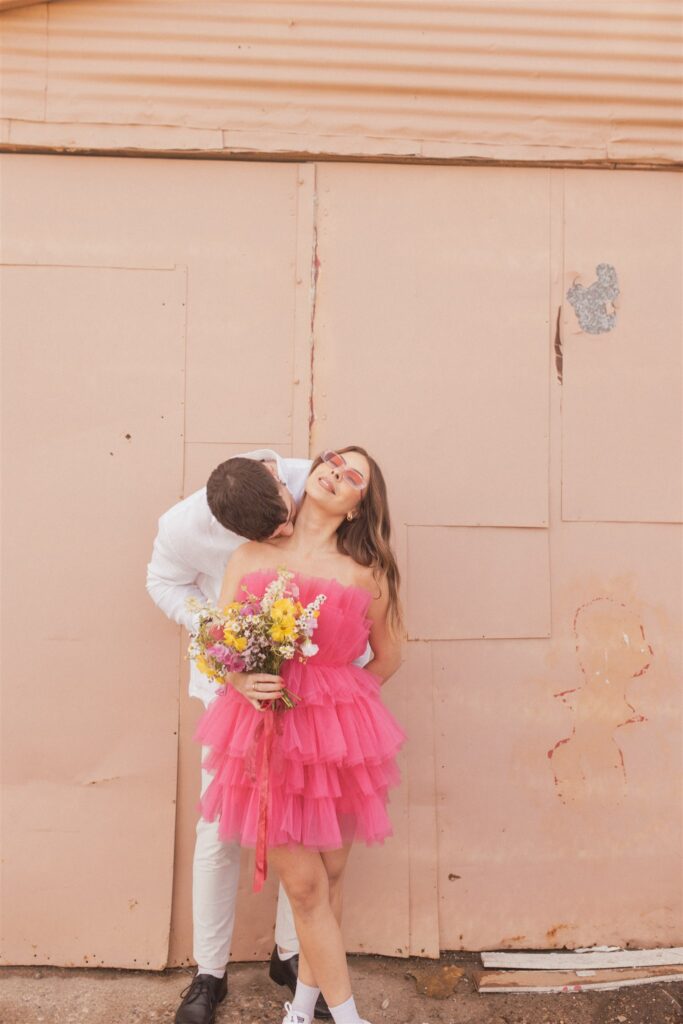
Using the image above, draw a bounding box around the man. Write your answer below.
[147,449,334,1024]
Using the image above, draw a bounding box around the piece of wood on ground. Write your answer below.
[480,947,683,970]
[473,964,683,994]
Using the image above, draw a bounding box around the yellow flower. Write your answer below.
[272,598,296,620]
[271,621,296,642]
[223,629,236,645]
[222,601,241,614]
[233,636,248,652]
[313,610,320,618]
[196,655,218,679]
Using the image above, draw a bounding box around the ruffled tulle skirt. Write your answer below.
[193,660,406,851]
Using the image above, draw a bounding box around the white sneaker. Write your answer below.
[281,1002,311,1024]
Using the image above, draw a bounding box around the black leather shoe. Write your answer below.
[174,971,228,1024]
[269,946,332,1020]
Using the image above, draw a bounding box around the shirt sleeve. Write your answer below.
[145,512,204,633]
[351,641,374,668]
[282,457,313,474]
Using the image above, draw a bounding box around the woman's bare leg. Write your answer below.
[270,844,352,1008]
[296,845,351,989]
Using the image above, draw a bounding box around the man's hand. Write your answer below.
[227,672,284,712]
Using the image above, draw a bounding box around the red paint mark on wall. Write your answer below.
[547,597,652,805]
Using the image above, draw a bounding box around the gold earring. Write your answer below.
[346,511,354,521]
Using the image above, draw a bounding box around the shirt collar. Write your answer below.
[239,447,287,484]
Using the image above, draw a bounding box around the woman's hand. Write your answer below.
[227,672,284,711]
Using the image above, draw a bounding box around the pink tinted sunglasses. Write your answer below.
[321,450,366,490]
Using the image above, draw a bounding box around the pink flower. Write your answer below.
[208,624,224,642]
[207,644,230,665]
[206,645,246,674]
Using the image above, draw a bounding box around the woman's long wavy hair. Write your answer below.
[307,445,404,637]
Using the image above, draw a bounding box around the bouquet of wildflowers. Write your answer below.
[186,568,326,710]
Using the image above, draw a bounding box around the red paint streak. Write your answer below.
[547,732,574,759]
[307,211,320,444]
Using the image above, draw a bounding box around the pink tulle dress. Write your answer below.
[192,569,406,888]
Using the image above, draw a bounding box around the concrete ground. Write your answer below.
[2,954,683,1024]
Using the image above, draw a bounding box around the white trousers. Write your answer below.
[192,742,299,970]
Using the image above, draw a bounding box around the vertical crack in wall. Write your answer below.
[554,304,563,384]
[307,168,320,450]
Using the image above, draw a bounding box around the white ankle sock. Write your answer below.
[329,994,363,1023]
[291,979,320,1018]
[278,945,297,961]
[196,965,226,980]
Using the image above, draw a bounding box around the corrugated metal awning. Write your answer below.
[1,0,681,164]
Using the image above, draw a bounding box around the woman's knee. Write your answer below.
[322,847,351,889]
[282,871,329,918]
[325,855,348,886]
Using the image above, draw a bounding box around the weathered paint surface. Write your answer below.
[0,0,681,165]
[561,170,682,524]
[547,596,653,804]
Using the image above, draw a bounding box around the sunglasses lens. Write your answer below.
[345,470,365,488]
[322,450,344,468]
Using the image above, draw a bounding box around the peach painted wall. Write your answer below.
[1,153,680,969]
[1,0,681,973]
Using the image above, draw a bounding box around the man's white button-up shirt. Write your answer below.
[146,448,313,706]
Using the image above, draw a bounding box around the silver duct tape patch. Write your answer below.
[567,263,619,334]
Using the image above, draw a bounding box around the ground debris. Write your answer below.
[405,962,465,998]
[1,955,683,1024]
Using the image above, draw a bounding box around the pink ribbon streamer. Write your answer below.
[252,710,274,892]
[244,692,296,892]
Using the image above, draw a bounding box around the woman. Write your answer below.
[193,446,406,1024]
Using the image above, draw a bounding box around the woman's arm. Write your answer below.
[363,574,403,685]
[217,542,284,710]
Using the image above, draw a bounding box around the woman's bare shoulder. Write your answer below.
[350,561,384,599]
[230,540,275,572]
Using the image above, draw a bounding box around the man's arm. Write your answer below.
[146,513,205,633]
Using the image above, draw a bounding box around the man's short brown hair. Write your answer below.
[206,458,289,540]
